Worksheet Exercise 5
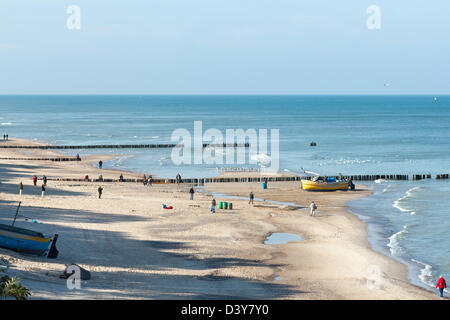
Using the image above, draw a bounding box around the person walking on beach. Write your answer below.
[19,182,23,196]
[211,198,216,214]
[43,175,47,186]
[189,187,194,200]
[98,160,103,169]
[119,174,124,182]
[310,201,317,216]
[5,134,8,140]
[41,184,46,198]
[176,173,182,185]
[148,175,152,187]
[436,275,447,299]
[142,174,147,186]
[249,191,254,205]
[32,175,38,186]
[98,186,103,199]
[76,153,80,161]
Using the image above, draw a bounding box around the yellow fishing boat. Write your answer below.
[301,179,349,191]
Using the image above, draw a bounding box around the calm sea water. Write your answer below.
[0,95,448,293]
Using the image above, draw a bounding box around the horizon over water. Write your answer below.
[0,94,449,294]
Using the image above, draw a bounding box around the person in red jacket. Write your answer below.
[436,275,446,299]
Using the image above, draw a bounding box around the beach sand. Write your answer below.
[0,139,437,299]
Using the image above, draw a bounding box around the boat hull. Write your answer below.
[301,179,349,191]
[0,224,53,256]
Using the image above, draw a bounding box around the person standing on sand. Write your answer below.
[310,201,317,216]
[142,174,147,186]
[189,187,194,200]
[98,186,103,199]
[41,184,46,198]
[99,160,103,169]
[119,174,124,182]
[249,191,254,205]
[148,175,152,187]
[436,275,447,299]
[19,182,23,196]
[176,173,181,185]
[43,175,47,186]
[32,175,37,186]
[211,198,216,214]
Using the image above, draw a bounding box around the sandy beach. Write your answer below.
[0,138,437,299]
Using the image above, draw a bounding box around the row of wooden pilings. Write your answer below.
[0,143,250,149]
[0,157,81,162]
[47,174,450,184]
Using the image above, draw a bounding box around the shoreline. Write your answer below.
[0,138,438,299]
[346,183,447,296]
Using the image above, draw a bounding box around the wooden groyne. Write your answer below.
[0,157,80,162]
[45,174,450,184]
[0,143,250,150]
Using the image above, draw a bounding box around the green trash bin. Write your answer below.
[223,202,228,210]
[218,202,223,209]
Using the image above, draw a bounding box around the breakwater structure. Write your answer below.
[0,157,80,162]
[45,173,450,184]
[0,143,250,149]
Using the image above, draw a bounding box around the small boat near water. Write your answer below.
[0,224,55,256]
[0,202,58,258]
[301,179,350,191]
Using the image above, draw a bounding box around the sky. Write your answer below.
[0,0,449,94]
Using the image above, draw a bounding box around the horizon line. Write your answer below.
[0,93,448,96]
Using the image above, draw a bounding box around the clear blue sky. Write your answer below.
[0,0,449,94]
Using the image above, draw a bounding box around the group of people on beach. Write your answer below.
[2,134,8,140]
[18,175,47,198]
[142,174,153,187]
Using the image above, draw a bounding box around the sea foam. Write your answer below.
[392,186,421,215]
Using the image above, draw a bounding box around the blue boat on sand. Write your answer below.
[0,202,59,258]
[0,223,57,257]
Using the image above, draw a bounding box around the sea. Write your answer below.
[0,95,448,293]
